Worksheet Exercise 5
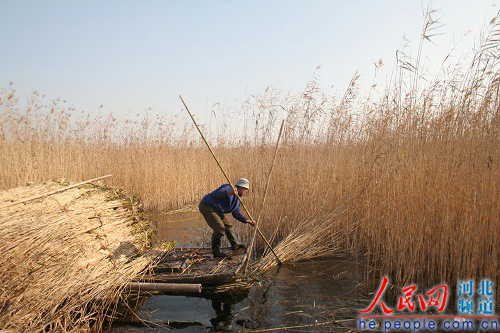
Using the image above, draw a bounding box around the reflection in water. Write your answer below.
[210,300,233,329]
[109,257,368,332]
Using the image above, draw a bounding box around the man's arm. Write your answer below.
[231,206,248,224]
[231,207,256,226]
[214,184,232,199]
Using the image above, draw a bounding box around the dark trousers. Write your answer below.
[198,202,237,249]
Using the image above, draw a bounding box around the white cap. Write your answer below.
[235,178,250,189]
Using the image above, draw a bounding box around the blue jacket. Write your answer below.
[200,184,248,223]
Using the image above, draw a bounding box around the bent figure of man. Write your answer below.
[199,178,256,257]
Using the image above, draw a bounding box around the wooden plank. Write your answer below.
[145,273,235,286]
[146,248,247,287]
[126,282,202,294]
[153,259,190,274]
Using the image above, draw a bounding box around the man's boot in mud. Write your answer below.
[211,233,227,258]
[225,227,246,250]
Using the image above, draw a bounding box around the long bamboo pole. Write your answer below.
[242,119,284,273]
[179,95,282,265]
[0,174,113,209]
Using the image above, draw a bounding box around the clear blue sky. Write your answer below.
[0,0,497,120]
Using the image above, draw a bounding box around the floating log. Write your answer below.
[146,273,234,286]
[126,282,201,294]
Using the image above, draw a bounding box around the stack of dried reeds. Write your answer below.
[0,179,163,332]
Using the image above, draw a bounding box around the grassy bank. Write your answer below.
[1,16,498,301]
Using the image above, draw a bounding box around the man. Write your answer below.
[199,178,256,257]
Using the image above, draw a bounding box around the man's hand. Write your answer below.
[246,220,256,226]
[228,188,238,197]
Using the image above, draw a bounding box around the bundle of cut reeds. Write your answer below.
[256,197,359,271]
[0,179,164,332]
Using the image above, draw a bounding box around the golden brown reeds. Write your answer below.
[255,11,499,292]
[0,10,498,308]
[255,198,359,271]
[0,180,164,332]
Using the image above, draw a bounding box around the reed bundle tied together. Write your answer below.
[0,180,163,332]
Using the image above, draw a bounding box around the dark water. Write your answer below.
[109,257,367,332]
[108,208,367,332]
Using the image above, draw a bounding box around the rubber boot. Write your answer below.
[225,227,246,250]
[211,233,227,258]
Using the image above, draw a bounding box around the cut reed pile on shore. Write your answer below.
[0,179,164,332]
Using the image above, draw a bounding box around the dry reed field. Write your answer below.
[1,10,498,320]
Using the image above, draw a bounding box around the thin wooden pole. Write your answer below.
[0,174,113,209]
[242,119,284,273]
[179,95,282,265]
[126,282,202,294]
